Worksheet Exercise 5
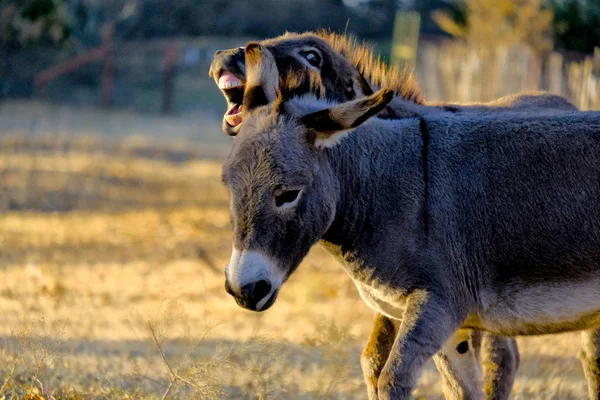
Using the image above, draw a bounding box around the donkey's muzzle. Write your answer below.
[225,249,283,312]
[209,47,247,136]
[235,280,271,310]
[226,278,277,312]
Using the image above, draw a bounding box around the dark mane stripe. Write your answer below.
[317,30,425,105]
[244,85,270,111]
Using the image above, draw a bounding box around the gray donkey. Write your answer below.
[211,31,580,399]
[222,43,600,400]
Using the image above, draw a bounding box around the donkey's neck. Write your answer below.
[319,118,427,284]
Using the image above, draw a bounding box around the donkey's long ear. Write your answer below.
[301,89,394,148]
[243,43,279,111]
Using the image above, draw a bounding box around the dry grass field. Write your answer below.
[0,101,591,399]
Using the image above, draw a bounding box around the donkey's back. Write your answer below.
[418,111,600,335]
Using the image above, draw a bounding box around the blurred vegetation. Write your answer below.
[551,0,600,54]
[433,0,599,54]
[1,0,598,107]
[432,0,554,52]
[0,0,72,92]
[0,0,71,48]
[1,0,598,54]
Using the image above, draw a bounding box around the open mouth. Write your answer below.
[232,287,278,312]
[218,71,245,132]
[225,104,242,127]
[255,288,278,312]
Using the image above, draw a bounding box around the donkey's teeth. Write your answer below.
[218,72,243,89]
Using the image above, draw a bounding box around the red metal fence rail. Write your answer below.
[34,24,114,108]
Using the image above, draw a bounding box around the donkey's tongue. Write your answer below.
[225,104,242,127]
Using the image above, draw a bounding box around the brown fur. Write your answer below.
[243,43,279,111]
[581,328,600,399]
[316,30,424,105]
[481,335,520,400]
[361,314,399,400]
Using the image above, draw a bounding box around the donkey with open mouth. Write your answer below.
[222,43,600,400]
[211,32,584,399]
[209,31,577,136]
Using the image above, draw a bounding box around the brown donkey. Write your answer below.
[210,32,582,400]
[209,31,575,135]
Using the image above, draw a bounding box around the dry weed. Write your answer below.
[0,315,69,399]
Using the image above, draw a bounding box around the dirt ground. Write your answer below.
[0,101,590,399]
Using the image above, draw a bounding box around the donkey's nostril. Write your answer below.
[239,282,255,300]
[239,280,272,306]
[253,279,271,301]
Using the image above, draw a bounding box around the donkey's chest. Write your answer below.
[353,280,409,320]
[319,241,410,319]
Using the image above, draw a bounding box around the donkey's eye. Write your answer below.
[299,50,321,68]
[274,189,301,208]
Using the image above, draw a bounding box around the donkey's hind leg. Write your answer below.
[433,329,484,400]
[480,333,520,400]
[581,328,600,400]
[361,313,399,400]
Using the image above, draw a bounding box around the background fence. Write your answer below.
[4,37,599,117]
[417,40,600,109]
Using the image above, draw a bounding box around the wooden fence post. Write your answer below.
[547,52,564,95]
[101,23,113,109]
[391,11,420,72]
[162,40,177,114]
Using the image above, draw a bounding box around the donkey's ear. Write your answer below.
[243,43,279,111]
[301,89,394,148]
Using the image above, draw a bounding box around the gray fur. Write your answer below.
[213,38,579,399]
[223,79,600,398]
[390,91,578,118]
[210,37,572,396]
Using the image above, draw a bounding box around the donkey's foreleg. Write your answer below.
[433,329,484,400]
[361,313,400,400]
[581,328,600,400]
[480,333,519,400]
[377,291,465,400]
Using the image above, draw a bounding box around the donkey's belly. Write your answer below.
[473,279,600,336]
[353,280,408,320]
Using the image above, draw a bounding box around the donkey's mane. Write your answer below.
[317,30,424,105]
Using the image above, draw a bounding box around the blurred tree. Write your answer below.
[113,0,354,39]
[353,0,399,37]
[551,0,600,54]
[0,0,71,48]
[432,0,554,52]
[0,0,72,97]
[66,0,140,48]
[409,0,454,35]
